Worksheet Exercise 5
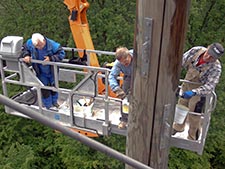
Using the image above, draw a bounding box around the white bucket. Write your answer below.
[73,98,94,117]
[122,97,129,114]
[174,104,189,124]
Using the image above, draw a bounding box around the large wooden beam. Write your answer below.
[126,0,191,168]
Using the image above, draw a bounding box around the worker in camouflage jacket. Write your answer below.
[173,43,224,140]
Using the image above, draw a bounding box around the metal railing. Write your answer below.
[170,79,217,155]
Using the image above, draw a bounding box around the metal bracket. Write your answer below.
[141,17,153,78]
[102,121,111,136]
[160,104,171,150]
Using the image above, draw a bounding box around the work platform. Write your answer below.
[9,87,126,137]
[0,36,127,137]
[0,36,217,155]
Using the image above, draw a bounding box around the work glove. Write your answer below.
[182,90,196,99]
[114,87,126,99]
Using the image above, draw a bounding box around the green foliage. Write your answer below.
[87,1,136,65]
[55,135,125,169]
[0,0,225,168]
[0,108,64,168]
[88,1,135,51]
[0,142,36,169]
[204,62,225,169]
[185,0,225,50]
[0,0,70,46]
[169,1,225,168]
[169,148,211,169]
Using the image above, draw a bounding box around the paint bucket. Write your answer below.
[122,97,129,114]
[73,98,94,117]
[174,104,189,124]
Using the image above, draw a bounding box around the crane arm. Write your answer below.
[64,0,99,67]
[64,0,117,97]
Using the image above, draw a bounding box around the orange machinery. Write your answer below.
[64,0,117,97]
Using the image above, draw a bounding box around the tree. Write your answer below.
[0,0,70,46]
[0,0,225,168]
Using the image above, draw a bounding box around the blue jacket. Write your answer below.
[21,37,65,76]
[109,49,133,91]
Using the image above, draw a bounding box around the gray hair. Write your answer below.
[115,47,130,60]
[31,33,45,46]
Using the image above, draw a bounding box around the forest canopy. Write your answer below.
[0,0,225,168]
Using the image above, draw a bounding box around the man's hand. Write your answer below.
[44,56,50,62]
[182,90,196,99]
[114,87,126,99]
[23,56,31,63]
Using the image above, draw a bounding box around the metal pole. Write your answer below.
[0,94,152,169]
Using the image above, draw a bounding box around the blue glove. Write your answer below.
[182,91,196,99]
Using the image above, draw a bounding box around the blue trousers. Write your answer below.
[38,74,58,109]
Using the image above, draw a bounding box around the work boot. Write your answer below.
[171,128,178,135]
[53,102,60,108]
[49,106,59,111]
[188,114,201,140]
[188,128,200,140]
[172,122,185,133]
[118,121,127,129]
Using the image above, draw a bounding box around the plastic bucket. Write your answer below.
[174,104,189,124]
[122,97,129,114]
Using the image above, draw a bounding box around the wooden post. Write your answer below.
[126,0,191,168]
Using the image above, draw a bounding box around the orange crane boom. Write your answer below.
[64,0,117,97]
[64,0,99,67]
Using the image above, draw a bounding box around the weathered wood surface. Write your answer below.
[126,0,191,168]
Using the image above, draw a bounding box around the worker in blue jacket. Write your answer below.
[109,47,133,99]
[21,33,65,109]
[109,47,133,129]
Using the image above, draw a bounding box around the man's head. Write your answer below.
[115,47,132,66]
[203,43,224,62]
[31,33,46,50]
